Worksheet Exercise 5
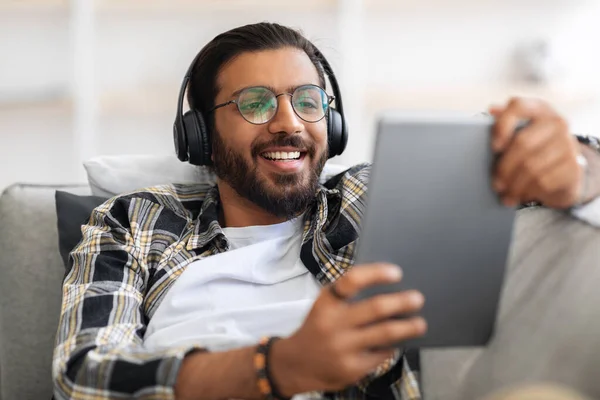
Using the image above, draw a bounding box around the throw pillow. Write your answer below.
[55,191,107,270]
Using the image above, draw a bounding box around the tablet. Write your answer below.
[352,113,516,348]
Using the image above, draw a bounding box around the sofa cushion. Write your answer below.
[83,154,208,197]
[0,184,88,400]
[55,191,108,269]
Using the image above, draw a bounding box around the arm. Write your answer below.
[179,264,427,400]
[52,197,205,399]
[175,347,263,400]
[177,265,426,400]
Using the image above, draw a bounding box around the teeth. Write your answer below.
[262,151,301,160]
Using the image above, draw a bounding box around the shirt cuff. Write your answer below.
[570,195,600,228]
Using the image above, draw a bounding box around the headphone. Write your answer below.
[173,46,348,166]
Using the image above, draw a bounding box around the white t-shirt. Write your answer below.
[143,215,322,353]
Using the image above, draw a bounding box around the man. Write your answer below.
[52,22,600,400]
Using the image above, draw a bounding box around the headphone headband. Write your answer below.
[175,50,204,141]
[312,47,345,129]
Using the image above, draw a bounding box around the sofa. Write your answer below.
[1,158,599,400]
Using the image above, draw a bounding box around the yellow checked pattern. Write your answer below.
[52,162,421,400]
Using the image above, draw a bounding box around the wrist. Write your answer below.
[175,347,266,400]
[269,337,306,397]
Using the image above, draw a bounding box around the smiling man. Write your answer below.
[209,49,330,225]
[52,23,600,400]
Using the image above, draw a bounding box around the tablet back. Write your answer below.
[354,114,516,347]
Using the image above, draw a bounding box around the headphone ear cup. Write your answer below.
[327,108,347,158]
[196,110,212,166]
[173,118,189,162]
[182,110,211,166]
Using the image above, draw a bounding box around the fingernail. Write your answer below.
[493,180,505,192]
[411,291,425,306]
[385,265,402,279]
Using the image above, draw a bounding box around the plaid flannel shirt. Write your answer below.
[53,163,420,400]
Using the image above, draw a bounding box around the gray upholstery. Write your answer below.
[0,184,88,400]
[0,184,598,400]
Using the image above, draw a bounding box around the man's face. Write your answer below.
[211,47,329,218]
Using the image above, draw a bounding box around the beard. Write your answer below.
[211,130,328,219]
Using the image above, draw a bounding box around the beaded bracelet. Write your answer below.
[254,336,291,400]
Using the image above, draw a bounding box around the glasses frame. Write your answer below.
[209,84,335,125]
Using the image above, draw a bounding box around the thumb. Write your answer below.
[332,263,403,301]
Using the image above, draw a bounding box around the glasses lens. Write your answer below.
[292,85,329,122]
[237,87,277,124]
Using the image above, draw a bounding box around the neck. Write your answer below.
[216,180,288,228]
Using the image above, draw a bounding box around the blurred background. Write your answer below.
[1,0,600,191]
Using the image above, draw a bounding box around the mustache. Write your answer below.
[251,135,316,158]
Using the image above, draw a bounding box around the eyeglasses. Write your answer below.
[210,84,335,125]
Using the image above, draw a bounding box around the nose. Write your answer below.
[267,94,304,135]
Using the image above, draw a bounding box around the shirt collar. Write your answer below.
[186,185,224,251]
[185,183,343,252]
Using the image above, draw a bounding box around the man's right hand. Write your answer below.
[271,263,427,396]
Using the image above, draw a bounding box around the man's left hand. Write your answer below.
[490,97,598,209]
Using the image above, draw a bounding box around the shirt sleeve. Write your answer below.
[52,197,204,400]
[569,134,600,228]
[571,196,600,227]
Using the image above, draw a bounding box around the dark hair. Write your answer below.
[187,22,326,126]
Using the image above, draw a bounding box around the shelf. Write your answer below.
[98,85,179,117]
[365,84,598,114]
[97,83,599,117]
[1,86,184,118]
[0,90,72,114]
[96,0,339,13]
[0,99,72,120]
[0,0,67,11]
[2,83,594,119]
[366,0,582,11]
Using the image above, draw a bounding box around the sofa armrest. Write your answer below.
[0,183,88,400]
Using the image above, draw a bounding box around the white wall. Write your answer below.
[0,10,69,96]
[1,1,599,190]
[347,1,600,164]
[0,9,75,189]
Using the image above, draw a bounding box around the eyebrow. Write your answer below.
[230,84,315,98]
